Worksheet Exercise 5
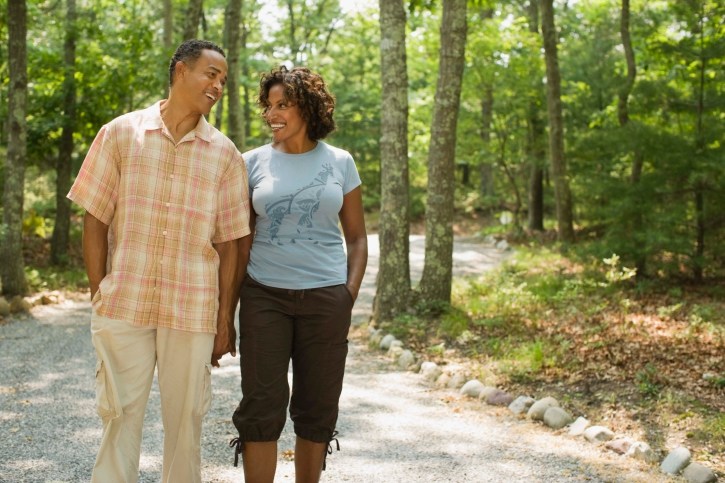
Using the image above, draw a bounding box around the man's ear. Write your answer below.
[175,60,187,81]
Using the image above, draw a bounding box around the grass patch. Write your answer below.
[25,265,88,292]
[384,244,725,469]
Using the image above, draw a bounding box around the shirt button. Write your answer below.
[165,202,170,207]
[170,174,174,179]
[163,230,167,236]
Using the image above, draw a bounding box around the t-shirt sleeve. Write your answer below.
[342,153,362,195]
[213,151,251,244]
[66,124,120,225]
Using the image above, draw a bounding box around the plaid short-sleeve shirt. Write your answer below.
[68,101,250,333]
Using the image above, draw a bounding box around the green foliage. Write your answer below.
[636,363,663,399]
[25,265,88,292]
[702,413,725,444]
[499,339,561,381]
[2,0,725,294]
[22,209,49,238]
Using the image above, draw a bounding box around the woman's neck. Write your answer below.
[273,137,317,154]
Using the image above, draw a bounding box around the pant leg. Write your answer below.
[156,327,214,483]
[90,313,156,483]
[290,284,353,443]
[232,277,295,442]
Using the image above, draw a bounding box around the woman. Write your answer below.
[231,66,367,483]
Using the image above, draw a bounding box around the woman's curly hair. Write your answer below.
[258,66,336,141]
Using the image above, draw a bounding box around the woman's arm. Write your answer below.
[237,210,256,290]
[339,186,367,301]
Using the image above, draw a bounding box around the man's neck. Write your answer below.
[160,98,201,143]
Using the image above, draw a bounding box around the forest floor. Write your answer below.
[391,212,725,477]
[0,230,680,483]
[2,213,723,479]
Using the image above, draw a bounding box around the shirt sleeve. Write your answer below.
[342,153,362,195]
[213,151,251,244]
[67,124,120,225]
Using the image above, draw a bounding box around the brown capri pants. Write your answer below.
[232,276,353,444]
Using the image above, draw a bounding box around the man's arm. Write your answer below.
[211,239,239,367]
[82,212,109,300]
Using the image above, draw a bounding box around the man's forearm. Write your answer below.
[82,212,109,299]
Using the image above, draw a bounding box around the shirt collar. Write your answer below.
[142,101,212,143]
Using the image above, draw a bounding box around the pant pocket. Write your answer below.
[95,360,121,421]
[194,363,213,418]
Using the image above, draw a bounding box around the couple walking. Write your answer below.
[68,39,367,483]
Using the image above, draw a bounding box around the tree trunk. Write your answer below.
[618,0,646,276]
[693,5,706,282]
[215,91,225,129]
[183,0,203,40]
[51,0,76,266]
[1,0,29,296]
[226,0,244,149]
[215,3,230,130]
[477,7,495,199]
[373,0,411,323]
[497,135,522,230]
[163,0,174,97]
[286,0,299,63]
[479,86,495,198]
[528,160,545,231]
[419,0,467,304]
[540,0,574,243]
[526,0,544,232]
[242,19,251,140]
[617,0,636,127]
[163,0,173,49]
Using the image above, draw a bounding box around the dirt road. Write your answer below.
[0,235,669,482]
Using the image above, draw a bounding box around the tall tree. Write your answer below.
[479,86,495,198]
[540,0,574,243]
[241,16,251,141]
[526,0,545,232]
[50,0,77,265]
[184,0,204,40]
[477,7,495,201]
[226,0,244,148]
[373,0,410,323]
[617,0,636,129]
[618,0,646,275]
[163,0,174,51]
[1,0,29,296]
[418,0,467,304]
[163,0,174,97]
[692,1,709,281]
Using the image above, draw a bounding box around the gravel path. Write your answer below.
[0,235,670,482]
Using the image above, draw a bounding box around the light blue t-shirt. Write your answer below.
[244,142,362,289]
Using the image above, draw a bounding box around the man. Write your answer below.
[67,39,250,483]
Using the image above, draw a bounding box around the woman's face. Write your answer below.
[264,83,309,147]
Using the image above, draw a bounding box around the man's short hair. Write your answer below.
[169,39,225,86]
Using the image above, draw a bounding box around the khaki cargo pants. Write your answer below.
[90,312,214,483]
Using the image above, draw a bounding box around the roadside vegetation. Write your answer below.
[5,166,725,475]
[377,230,725,472]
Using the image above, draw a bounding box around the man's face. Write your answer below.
[175,49,228,115]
